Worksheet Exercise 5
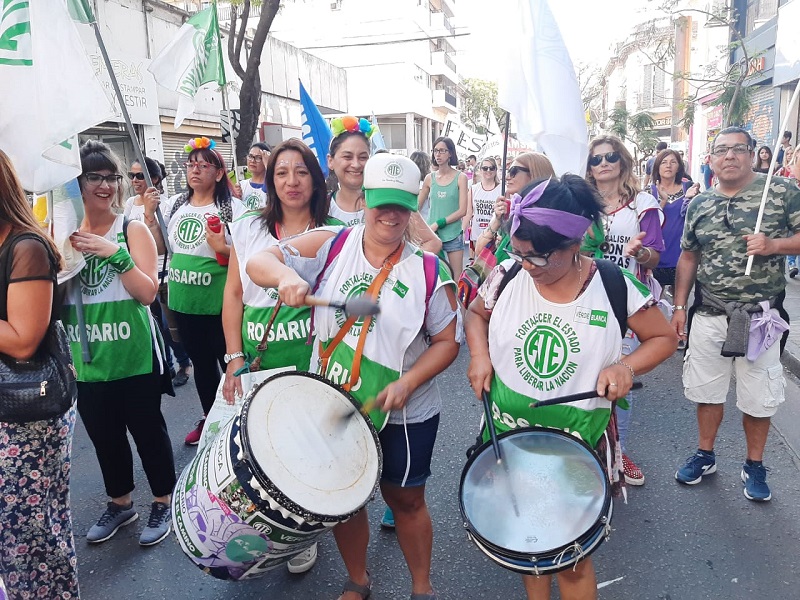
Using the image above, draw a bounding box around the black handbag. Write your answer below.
[0,233,77,423]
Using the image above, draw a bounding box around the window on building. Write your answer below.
[746,0,779,33]
[641,62,667,109]
[380,124,407,150]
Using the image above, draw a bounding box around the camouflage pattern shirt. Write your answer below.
[681,174,800,303]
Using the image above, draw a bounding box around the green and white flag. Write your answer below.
[0,0,114,192]
[148,5,226,129]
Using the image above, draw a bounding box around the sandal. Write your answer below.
[339,572,372,600]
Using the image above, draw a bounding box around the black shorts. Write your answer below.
[378,413,440,487]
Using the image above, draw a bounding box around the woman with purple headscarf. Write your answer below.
[465,175,676,600]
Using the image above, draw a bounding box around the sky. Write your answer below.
[457,0,651,80]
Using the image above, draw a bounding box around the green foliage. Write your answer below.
[607,108,659,159]
[677,98,695,133]
[711,78,753,127]
[461,78,501,134]
[609,107,629,139]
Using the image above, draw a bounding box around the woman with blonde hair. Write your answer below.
[473,152,556,262]
[0,150,79,598]
[584,134,665,488]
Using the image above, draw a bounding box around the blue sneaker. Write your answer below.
[380,507,395,529]
[675,450,716,485]
[741,461,771,502]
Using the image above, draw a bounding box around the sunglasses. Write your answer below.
[507,248,554,267]
[481,166,497,172]
[588,152,621,167]
[83,172,123,186]
[507,166,530,178]
[128,172,146,181]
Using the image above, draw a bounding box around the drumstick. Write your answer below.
[481,390,502,464]
[481,390,520,517]
[528,381,643,408]
[304,294,380,317]
[334,397,378,427]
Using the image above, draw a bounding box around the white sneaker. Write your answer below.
[286,542,318,574]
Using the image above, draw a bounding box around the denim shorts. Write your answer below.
[378,413,440,487]
[441,235,464,253]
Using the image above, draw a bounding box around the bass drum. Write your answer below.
[172,371,382,580]
[459,427,612,575]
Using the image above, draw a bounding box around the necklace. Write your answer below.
[278,219,311,240]
[534,255,584,302]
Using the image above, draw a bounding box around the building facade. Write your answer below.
[77,0,346,195]
[269,0,465,155]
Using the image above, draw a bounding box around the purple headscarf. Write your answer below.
[509,179,593,240]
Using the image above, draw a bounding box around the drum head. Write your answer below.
[461,428,608,556]
[242,372,381,519]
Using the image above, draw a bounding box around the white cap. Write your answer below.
[363,154,420,211]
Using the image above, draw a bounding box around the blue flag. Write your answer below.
[299,81,332,177]
[370,112,387,153]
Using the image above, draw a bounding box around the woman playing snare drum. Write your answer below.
[247,154,459,600]
[465,175,676,600]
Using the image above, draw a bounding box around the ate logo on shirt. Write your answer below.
[335,274,379,334]
[175,215,206,250]
[244,193,262,211]
[80,255,113,296]
[513,315,581,391]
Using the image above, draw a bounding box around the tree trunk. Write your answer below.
[237,69,261,164]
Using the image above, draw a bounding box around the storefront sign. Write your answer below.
[87,48,159,126]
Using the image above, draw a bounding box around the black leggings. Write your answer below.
[77,364,176,498]
[173,311,226,414]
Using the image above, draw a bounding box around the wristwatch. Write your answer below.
[673,305,687,311]
[224,352,245,364]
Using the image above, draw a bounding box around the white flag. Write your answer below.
[487,110,502,136]
[0,0,115,193]
[497,0,588,176]
[148,6,226,129]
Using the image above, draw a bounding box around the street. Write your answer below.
[71,347,800,600]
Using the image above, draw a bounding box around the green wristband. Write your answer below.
[436,218,447,229]
[106,247,135,274]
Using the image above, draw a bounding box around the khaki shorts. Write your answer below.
[683,313,785,417]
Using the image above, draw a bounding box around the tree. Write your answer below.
[461,78,502,134]
[226,0,282,164]
[608,106,659,164]
[576,63,604,135]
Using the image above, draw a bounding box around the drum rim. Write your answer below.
[458,426,612,562]
[239,370,383,523]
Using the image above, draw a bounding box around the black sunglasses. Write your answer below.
[481,166,497,172]
[507,166,530,178]
[128,172,145,181]
[588,152,621,167]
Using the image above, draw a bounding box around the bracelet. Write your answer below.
[95,247,135,274]
[615,359,635,380]
[436,218,447,229]
[673,305,687,311]
[635,247,652,263]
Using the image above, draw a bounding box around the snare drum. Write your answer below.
[459,427,612,575]
[172,372,382,580]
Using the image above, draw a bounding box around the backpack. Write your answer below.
[496,258,629,338]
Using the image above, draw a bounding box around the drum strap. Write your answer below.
[319,242,404,391]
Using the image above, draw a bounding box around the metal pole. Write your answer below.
[89,22,171,254]
[221,86,240,176]
[500,111,511,196]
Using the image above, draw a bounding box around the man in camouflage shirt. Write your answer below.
[671,127,800,502]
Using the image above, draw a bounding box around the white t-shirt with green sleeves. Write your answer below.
[167,197,246,315]
[480,260,652,447]
[61,214,154,382]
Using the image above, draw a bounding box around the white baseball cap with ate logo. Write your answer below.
[363,153,420,212]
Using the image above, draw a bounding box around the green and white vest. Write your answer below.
[312,225,451,431]
[239,180,267,211]
[230,211,313,371]
[488,265,650,447]
[61,215,153,382]
[167,201,243,315]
